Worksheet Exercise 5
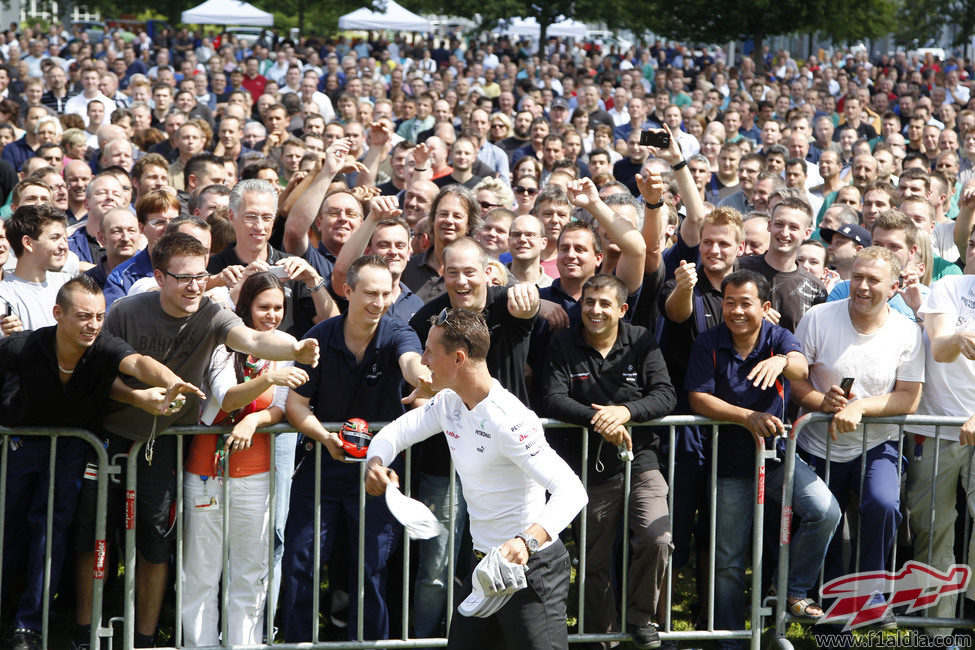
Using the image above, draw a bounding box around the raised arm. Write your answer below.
[283,138,351,255]
[954,179,975,256]
[566,177,646,292]
[225,325,319,366]
[648,124,706,246]
[635,170,667,274]
[357,121,393,188]
[117,353,206,404]
[332,195,401,293]
[664,261,697,323]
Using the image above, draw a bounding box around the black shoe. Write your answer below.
[627,622,662,649]
[658,641,679,650]
[10,629,42,650]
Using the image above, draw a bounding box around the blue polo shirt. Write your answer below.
[1,136,34,173]
[684,320,801,478]
[294,313,421,477]
[104,248,153,308]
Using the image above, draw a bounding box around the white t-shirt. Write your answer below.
[199,345,290,425]
[367,379,587,552]
[932,221,959,263]
[795,300,925,461]
[0,271,73,333]
[913,275,975,440]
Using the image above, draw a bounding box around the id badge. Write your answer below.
[193,495,219,511]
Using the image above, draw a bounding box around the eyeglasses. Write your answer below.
[509,230,540,240]
[479,200,501,210]
[240,214,275,226]
[164,271,210,287]
[514,186,538,195]
[148,217,174,229]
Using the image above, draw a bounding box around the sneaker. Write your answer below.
[875,608,897,631]
[330,589,349,629]
[627,622,662,649]
[10,629,42,650]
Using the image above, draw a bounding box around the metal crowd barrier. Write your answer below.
[0,427,113,650]
[770,413,975,650]
[2,417,788,649]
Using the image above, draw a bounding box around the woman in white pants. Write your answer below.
[181,272,309,646]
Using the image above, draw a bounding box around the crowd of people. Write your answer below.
[1,17,975,650]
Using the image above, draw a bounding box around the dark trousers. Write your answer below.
[280,457,401,642]
[3,437,86,631]
[447,539,571,650]
[801,440,902,580]
[584,469,672,643]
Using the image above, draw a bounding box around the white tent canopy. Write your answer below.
[181,0,274,25]
[338,0,432,32]
[500,16,589,38]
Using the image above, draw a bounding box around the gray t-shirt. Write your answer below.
[0,271,73,332]
[102,291,242,441]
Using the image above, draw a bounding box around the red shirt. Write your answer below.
[241,74,267,102]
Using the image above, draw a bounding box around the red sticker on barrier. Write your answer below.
[94,539,106,579]
[757,465,765,504]
[779,506,792,545]
[126,490,135,530]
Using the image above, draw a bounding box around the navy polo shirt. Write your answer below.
[683,320,801,478]
[294,313,422,476]
[299,242,336,280]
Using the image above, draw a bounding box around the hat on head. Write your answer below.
[550,97,569,110]
[820,223,871,247]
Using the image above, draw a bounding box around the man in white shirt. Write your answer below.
[791,247,924,592]
[64,66,116,126]
[0,204,73,333]
[365,308,587,650]
[906,230,975,633]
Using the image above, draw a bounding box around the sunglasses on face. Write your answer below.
[514,186,538,195]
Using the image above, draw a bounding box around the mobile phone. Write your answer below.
[840,377,854,397]
[1,301,10,318]
[639,129,670,149]
[269,265,289,279]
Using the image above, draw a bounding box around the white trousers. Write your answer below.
[181,471,270,647]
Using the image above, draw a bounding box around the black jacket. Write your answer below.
[541,321,675,481]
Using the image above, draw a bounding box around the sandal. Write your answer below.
[788,597,825,619]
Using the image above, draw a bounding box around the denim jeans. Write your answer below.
[714,458,839,650]
[801,440,902,580]
[413,471,467,639]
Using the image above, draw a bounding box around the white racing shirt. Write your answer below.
[368,379,587,553]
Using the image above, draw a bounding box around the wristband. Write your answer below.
[671,159,687,171]
[311,278,326,292]
[775,353,790,370]
[645,200,664,210]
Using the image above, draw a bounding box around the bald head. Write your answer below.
[96,124,128,150]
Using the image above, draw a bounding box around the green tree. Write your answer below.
[637,0,895,70]
[896,0,975,48]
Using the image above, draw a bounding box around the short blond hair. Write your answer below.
[853,245,902,283]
